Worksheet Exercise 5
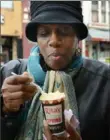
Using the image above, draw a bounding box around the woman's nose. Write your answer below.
[48,32,62,48]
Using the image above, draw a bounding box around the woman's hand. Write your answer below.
[2,72,37,112]
[43,119,81,140]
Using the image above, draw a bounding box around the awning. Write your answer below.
[86,28,110,42]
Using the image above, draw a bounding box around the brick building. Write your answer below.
[0,1,23,64]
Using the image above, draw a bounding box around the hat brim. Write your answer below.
[26,10,88,42]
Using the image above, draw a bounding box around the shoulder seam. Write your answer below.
[82,66,110,80]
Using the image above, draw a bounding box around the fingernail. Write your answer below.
[22,72,29,76]
[43,134,47,140]
[64,109,79,129]
[70,116,79,129]
[64,109,73,123]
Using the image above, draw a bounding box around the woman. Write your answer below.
[1,1,110,140]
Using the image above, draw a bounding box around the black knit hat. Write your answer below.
[26,1,88,42]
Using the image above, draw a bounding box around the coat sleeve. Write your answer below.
[0,60,28,140]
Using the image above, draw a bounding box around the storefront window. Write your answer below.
[0,53,7,67]
[100,42,110,57]
[92,44,98,60]
[1,1,13,9]
[99,42,110,65]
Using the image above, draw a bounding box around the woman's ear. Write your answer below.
[75,47,81,56]
[74,39,81,56]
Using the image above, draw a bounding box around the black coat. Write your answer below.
[0,58,110,140]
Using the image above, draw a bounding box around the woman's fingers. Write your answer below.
[43,119,81,140]
[2,84,37,95]
[4,75,33,85]
[65,120,81,140]
[43,120,52,140]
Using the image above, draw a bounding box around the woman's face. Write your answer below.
[37,24,78,70]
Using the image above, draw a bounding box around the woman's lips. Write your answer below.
[52,55,62,60]
[49,53,64,61]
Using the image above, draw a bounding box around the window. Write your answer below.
[92,1,98,11]
[1,1,13,9]
[109,2,110,12]
[0,15,4,24]
[101,1,106,23]
[101,1,106,11]
[92,1,99,22]
[101,12,106,23]
[109,12,110,23]
[92,11,99,22]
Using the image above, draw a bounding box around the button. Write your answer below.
[4,114,8,118]
[6,122,12,126]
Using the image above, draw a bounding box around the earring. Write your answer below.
[75,47,81,56]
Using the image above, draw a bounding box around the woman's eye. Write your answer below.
[37,29,50,37]
[60,30,68,35]
[39,31,47,36]
[58,27,74,36]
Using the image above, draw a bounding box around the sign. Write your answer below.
[0,15,4,24]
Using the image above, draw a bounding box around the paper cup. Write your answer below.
[40,91,65,135]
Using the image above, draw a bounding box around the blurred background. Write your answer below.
[0,1,110,66]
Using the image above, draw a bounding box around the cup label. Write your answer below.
[44,104,62,125]
[43,101,65,134]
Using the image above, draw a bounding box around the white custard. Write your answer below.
[40,91,65,101]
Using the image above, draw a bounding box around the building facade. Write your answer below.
[0,1,23,64]
[82,1,110,65]
[22,0,34,58]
